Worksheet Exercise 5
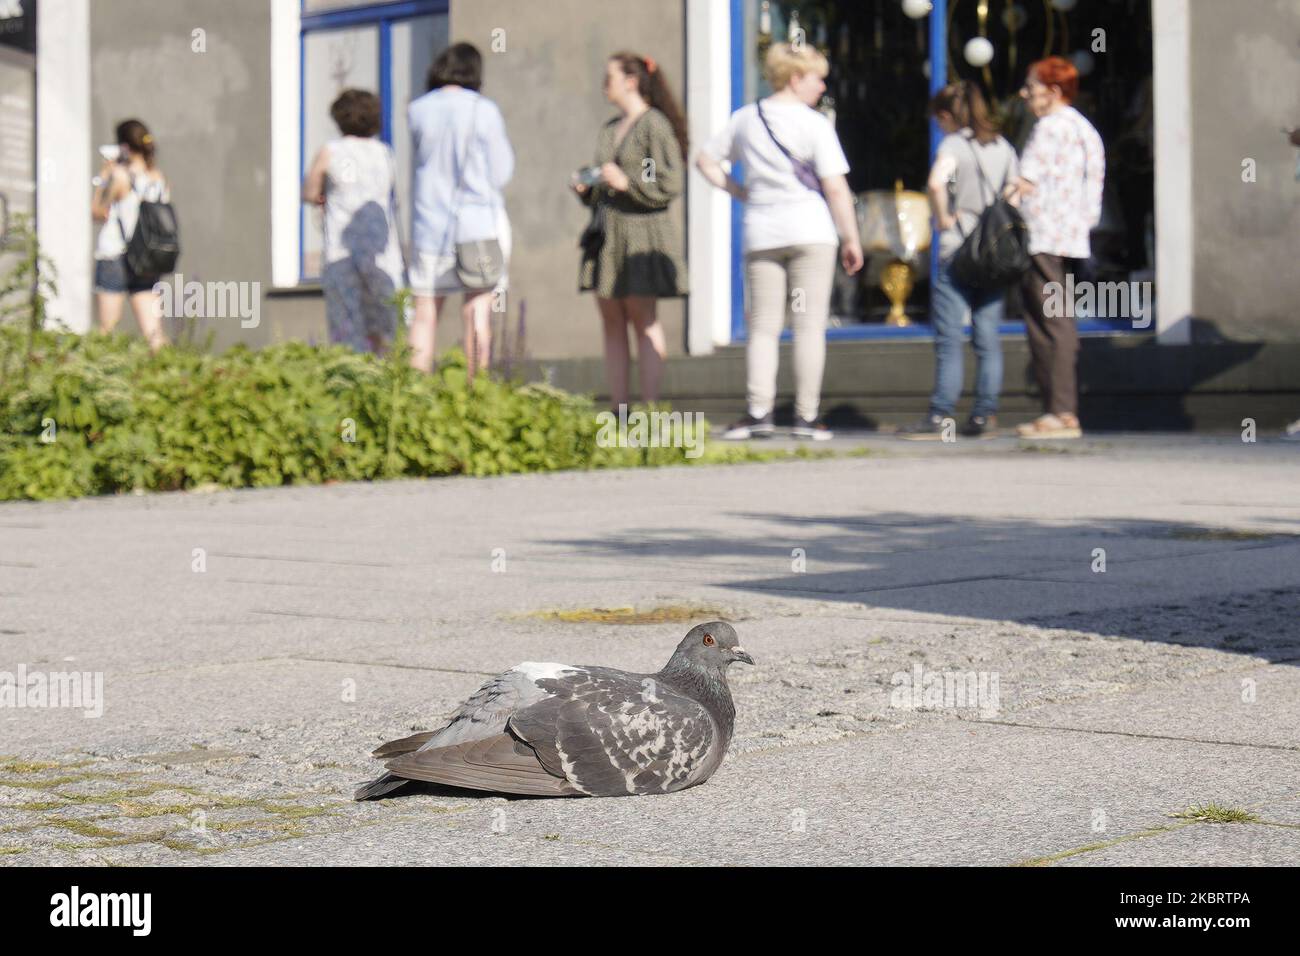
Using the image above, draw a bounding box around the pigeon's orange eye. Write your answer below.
[702,634,715,646]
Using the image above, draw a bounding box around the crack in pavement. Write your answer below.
[251,609,398,625]
[211,551,394,568]
[971,718,1300,753]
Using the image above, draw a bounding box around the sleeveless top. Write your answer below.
[95,169,169,261]
[321,135,402,273]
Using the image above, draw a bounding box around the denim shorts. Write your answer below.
[94,257,156,294]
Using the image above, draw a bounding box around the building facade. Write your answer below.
[5,0,1298,413]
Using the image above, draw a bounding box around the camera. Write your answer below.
[573,164,603,187]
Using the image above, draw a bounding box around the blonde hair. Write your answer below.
[764,42,829,91]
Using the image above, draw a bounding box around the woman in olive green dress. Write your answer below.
[572,51,689,408]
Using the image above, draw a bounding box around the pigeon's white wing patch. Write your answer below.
[412,666,570,753]
[513,662,579,682]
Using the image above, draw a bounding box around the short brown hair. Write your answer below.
[330,89,382,137]
[427,42,483,92]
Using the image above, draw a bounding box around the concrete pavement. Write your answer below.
[1,433,1298,865]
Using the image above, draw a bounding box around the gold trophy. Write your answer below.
[859,179,931,327]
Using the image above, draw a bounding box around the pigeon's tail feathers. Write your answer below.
[353,772,412,801]
[371,731,437,759]
[382,733,582,797]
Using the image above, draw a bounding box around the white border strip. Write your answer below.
[685,0,732,352]
[270,0,301,288]
[1152,0,1193,344]
[36,0,91,333]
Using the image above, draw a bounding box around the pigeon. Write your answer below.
[355,621,752,800]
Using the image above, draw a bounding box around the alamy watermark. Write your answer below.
[890,663,1000,718]
[0,664,104,718]
[595,404,704,459]
[154,274,261,329]
[1044,273,1152,329]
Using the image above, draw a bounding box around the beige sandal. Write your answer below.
[1016,414,1082,439]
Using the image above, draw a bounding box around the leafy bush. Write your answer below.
[0,327,709,501]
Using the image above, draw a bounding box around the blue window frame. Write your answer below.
[299,0,449,282]
[726,0,1147,342]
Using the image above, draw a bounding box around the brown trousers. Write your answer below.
[1020,253,1080,417]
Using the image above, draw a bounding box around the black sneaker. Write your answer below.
[791,417,833,441]
[721,411,775,440]
[959,414,998,438]
[897,414,949,441]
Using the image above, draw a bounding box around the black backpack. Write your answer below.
[950,138,1031,291]
[119,178,180,278]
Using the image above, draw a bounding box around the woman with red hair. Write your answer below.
[1010,56,1105,439]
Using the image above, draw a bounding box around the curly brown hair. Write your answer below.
[330,89,382,137]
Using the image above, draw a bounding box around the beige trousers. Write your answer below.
[744,243,838,422]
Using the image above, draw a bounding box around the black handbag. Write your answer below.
[950,138,1031,291]
[578,202,607,255]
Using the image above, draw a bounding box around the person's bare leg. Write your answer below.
[408,294,444,372]
[97,291,126,334]
[129,289,168,352]
[462,291,492,380]
[597,296,630,410]
[626,295,665,404]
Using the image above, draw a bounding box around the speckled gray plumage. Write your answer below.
[355,622,751,800]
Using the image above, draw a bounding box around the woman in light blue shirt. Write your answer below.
[407,42,514,376]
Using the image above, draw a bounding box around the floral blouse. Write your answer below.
[1019,105,1106,259]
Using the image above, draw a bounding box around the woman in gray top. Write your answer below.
[900,82,1018,440]
[572,52,689,409]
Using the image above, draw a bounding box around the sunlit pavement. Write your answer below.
[1,434,1297,865]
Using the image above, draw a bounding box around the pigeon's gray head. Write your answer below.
[671,621,753,671]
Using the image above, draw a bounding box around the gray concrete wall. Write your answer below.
[89,0,316,350]
[449,0,688,360]
[1188,0,1300,342]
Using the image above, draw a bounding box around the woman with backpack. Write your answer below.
[899,82,1019,440]
[91,119,170,352]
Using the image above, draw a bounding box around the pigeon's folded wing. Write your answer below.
[371,730,436,759]
[508,667,716,796]
[381,733,580,796]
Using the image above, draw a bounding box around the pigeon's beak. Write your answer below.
[730,646,755,665]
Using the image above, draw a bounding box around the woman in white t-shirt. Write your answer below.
[697,43,863,440]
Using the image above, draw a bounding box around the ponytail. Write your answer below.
[928,81,999,145]
[116,118,157,168]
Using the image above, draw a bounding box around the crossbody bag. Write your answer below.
[756,99,824,197]
[443,96,504,291]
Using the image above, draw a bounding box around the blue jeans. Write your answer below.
[929,256,1004,419]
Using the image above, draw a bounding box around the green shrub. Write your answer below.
[0,327,708,501]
